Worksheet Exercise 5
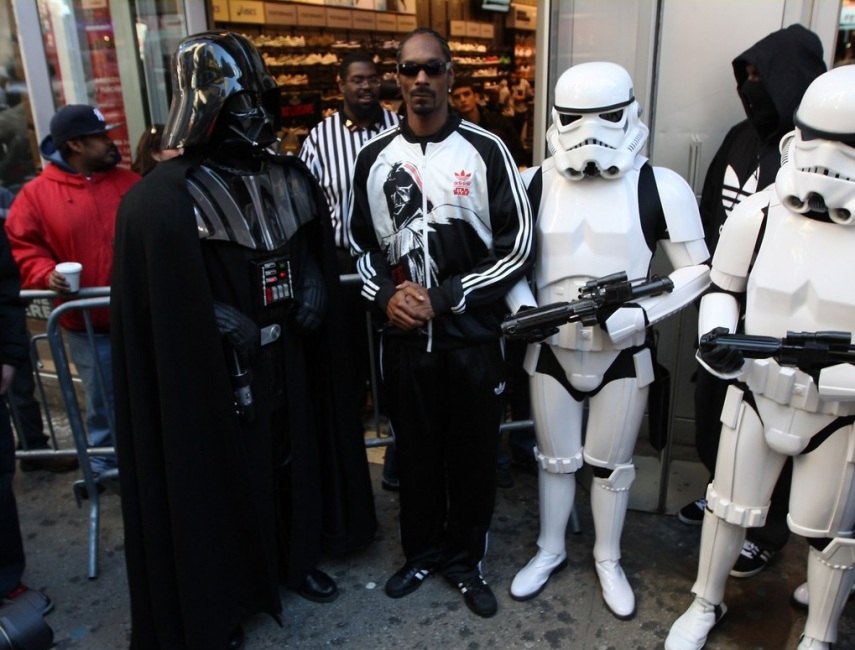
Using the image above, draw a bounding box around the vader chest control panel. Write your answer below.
[254,256,293,307]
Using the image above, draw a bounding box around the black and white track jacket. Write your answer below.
[348,114,533,348]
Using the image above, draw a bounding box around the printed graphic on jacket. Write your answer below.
[382,161,490,286]
[721,163,759,219]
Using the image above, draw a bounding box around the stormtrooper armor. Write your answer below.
[546,62,649,180]
[508,63,710,619]
[666,66,855,650]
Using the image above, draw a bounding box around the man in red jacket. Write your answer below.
[5,104,140,474]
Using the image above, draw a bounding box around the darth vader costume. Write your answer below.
[111,32,375,649]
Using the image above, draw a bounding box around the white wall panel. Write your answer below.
[649,0,788,193]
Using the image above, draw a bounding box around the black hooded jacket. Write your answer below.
[700,24,826,253]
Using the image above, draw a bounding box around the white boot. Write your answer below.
[510,469,575,600]
[792,579,855,610]
[797,636,830,650]
[510,548,568,601]
[593,559,634,619]
[802,539,855,645]
[691,509,745,605]
[665,596,727,650]
[591,464,635,619]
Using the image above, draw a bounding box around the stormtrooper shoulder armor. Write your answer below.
[709,190,773,292]
[652,166,705,245]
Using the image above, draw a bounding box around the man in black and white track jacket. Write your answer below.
[347,27,533,620]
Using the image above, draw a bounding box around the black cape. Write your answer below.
[112,151,376,649]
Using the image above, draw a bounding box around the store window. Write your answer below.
[0,0,38,195]
[838,0,855,66]
[33,0,197,169]
[37,0,135,164]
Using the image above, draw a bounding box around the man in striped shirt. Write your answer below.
[299,51,401,490]
[300,52,401,266]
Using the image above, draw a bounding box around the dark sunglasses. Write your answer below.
[397,61,450,78]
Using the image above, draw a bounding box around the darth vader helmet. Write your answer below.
[547,62,648,180]
[162,31,280,150]
[776,66,855,225]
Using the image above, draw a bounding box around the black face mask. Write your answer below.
[739,80,779,140]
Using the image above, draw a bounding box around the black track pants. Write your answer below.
[383,336,505,579]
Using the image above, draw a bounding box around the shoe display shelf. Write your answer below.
[213,24,516,136]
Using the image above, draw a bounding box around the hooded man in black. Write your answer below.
[700,24,826,252]
[679,24,826,577]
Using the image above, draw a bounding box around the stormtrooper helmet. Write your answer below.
[547,62,648,180]
[776,66,855,225]
[162,31,280,150]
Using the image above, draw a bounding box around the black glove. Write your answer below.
[212,301,259,422]
[212,301,260,367]
[516,305,560,344]
[293,257,327,332]
[699,326,744,375]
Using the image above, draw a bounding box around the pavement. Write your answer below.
[11,422,855,650]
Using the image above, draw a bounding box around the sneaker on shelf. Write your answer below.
[677,498,706,526]
[3,583,54,615]
[730,539,774,578]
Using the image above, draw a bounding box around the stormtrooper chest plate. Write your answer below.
[746,209,855,337]
[535,173,652,299]
[534,171,652,352]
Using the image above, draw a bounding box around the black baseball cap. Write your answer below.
[49,104,120,147]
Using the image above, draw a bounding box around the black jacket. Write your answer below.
[349,114,533,348]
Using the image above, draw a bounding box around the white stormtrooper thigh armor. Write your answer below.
[584,370,652,467]
[789,422,855,538]
[529,357,585,471]
[705,387,788,527]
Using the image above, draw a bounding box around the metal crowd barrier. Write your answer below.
[14,278,542,579]
[14,288,114,579]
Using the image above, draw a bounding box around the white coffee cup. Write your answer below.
[55,262,83,293]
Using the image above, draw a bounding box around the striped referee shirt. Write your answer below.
[299,106,401,249]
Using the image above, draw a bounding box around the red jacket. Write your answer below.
[5,162,140,331]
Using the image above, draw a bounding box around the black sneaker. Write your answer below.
[453,574,498,618]
[677,498,706,525]
[730,539,774,578]
[380,476,400,492]
[385,563,433,598]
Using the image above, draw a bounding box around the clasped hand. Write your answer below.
[386,280,435,331]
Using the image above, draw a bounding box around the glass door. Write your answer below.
[14,0,206,169]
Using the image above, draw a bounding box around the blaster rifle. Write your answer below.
[699,329,855,371]
[501,271,674,341]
